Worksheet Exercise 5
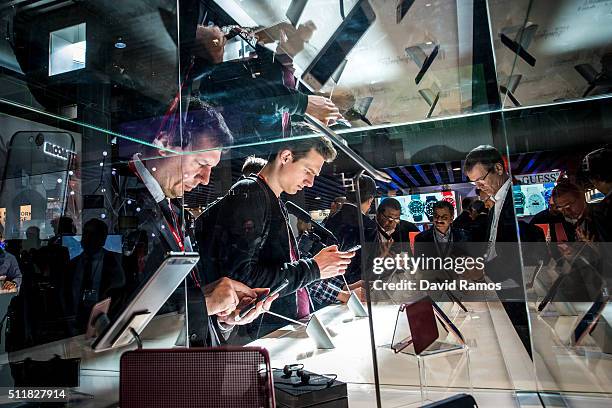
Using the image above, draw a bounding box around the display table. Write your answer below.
[528,302,612,394]
[0,301,539,407]
[248,300,536,406]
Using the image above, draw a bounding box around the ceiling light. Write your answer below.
[452,167,461,171]
[552,168,560,172]
[314,196,321,200]
[114,38,127,49]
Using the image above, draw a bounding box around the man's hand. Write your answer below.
[336,280,367,303]
[380,239,394,258]
[313,245,355,279]
[203,277,256,316]
[1,280,16,291]
[306,96,342,125]
[217,288,279,326]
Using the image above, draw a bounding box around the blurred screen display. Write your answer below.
[377,191,457,224]
[513,183,555,217]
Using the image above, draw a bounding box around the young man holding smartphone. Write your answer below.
[198,136,355,339]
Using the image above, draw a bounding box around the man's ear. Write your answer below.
[153,131,172,156]
[278,149,293,165]
[495,162,504,175]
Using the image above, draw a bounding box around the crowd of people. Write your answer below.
[0,11,609,361]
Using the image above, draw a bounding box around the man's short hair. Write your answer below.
[378,197,402,214]
[582,147,612,183]
[333,196,347,205]
[433,200,454,215]
[83,218,109,242]
[272,136,337,163]
[348,175,377,204]
[461,196,474,210]
[241,156,267,176]
[470,200,487,214]
[159,97,233,149]
[464,145,505,173]
[552,182,584,201]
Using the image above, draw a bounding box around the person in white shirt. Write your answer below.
[464,145,531,356]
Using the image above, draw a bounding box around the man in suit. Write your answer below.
[308,176,377,310]
[464,145,531,355]
[452,197,474,231]
[414,201,470,260]
[62,219,125,334]
[581,147,612,243]
[120,97,275,346]
[376,197,419,257]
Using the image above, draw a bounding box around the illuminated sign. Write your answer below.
[20,205,31,222]
[515,171,561,185]
[44,142,74,161]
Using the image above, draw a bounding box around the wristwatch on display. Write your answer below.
[513,188,525,216]
[525,186,546,215]
[424,195,438,221]
[408,195,425,222]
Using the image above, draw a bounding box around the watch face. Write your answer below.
[424,200,438,218]
[527,193,546,213]
[408,200,425,215]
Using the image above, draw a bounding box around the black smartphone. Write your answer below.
[235,279,290,321]
[343,244,361,253]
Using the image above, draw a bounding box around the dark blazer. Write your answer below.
[119,166,215,347]
[413,227,471,260]
[452,211,472,231]
[324,203,379,283]
[196,177,320,337]
[529,208,576,242]
[388,220,419,255]
[61,249,125,334]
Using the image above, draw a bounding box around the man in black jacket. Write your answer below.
[199,136,355,339]
[309,175,378,309]
[62,219,125,335]
[452,197,474,231]
[376,197,419,257]
[464,145,531,355]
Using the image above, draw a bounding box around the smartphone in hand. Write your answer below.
[235,279,289,321]
[343,244,361,253]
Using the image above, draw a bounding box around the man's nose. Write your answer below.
[198,167,211,185]
[304,174,315,187]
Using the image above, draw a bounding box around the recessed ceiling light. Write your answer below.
[114,38,126,49]
[425,3,432,7]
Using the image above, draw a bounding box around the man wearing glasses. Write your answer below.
[464,145,531,355]
[376,197,419,257]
